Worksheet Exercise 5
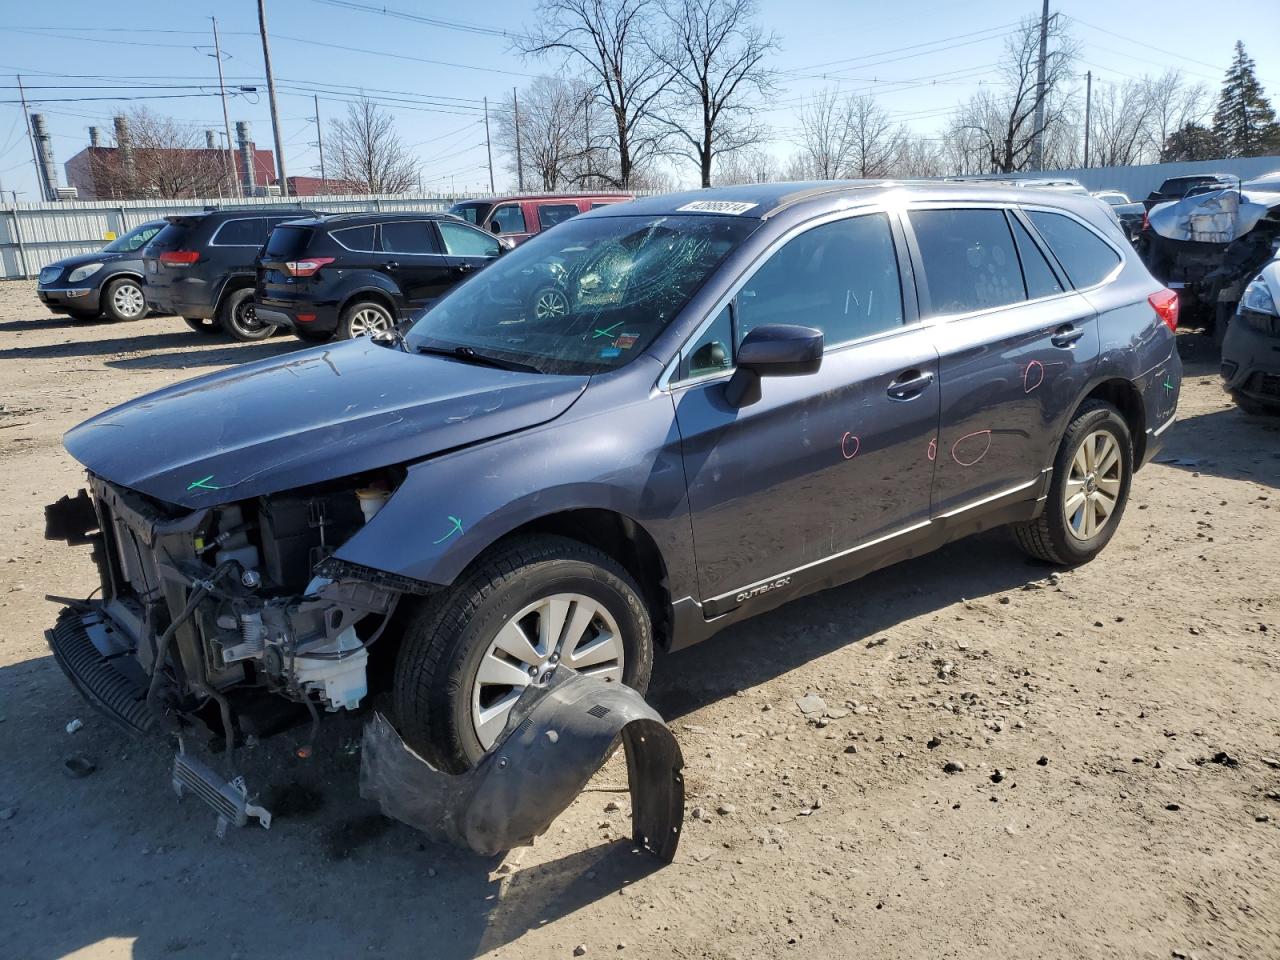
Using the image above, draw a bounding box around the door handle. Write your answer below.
[384,260,399,271]
[1051,324,1084,348]
[456,261,475,274]
[887,369,934,400]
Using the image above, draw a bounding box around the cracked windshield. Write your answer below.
[406,214,758,374]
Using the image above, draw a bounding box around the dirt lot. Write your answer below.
[0,278,1278,960]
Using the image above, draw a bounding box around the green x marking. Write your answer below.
[187,474,222,492]
[1162,376,1175,395]
[432,515,464,544]
[592,322,624,340]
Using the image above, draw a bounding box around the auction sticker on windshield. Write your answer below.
[676,200,758,215]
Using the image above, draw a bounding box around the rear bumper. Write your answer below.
[255,294,340,335]
[38,286,100,313]
[144,274,218,319]
[1139,347,1182,468]
[1221,313,1280,408]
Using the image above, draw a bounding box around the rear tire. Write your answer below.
[337,300,394,339]
[101,277,147,322]
[218,288,277,342]
[392,535,654,773]
[183,316,219,335]
[1012,400,1133,565]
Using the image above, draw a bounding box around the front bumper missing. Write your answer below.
[361,666,685,862]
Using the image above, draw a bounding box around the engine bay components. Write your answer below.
[360,665,685,862]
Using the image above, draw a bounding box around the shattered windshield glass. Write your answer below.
[406,214,759,375]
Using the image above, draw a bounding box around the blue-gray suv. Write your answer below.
[46,181,1182,787]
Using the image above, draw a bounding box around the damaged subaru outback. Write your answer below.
[46,181,1181,827]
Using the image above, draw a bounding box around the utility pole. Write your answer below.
[313,94,326,187]
[483,96,495,194]
[16,76,44,202]
[1082,70,1092,168]
[513,87,524,192]
[210,18,239,198]
[257,0,289,197]
[1029,0,1050,171]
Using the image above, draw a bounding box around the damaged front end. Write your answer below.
[45,471,421,824]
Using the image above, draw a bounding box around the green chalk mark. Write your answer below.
[1162,376,1175,395]
[433,515,464,544]
[592,322,624,340]
[187,475,222,491]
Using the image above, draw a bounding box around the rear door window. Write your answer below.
[908,208,1024,316]
[1025,211,1121,289]
[331,225,377,252]
[211,217,266,247]
[380,220,440,255]
[490,204,527,234]
[1009,216,1064,299]
[738,212,904,347]
[537,203,581,230]
[437,220,501,258]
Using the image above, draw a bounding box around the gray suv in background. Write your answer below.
[47,180,1182,794]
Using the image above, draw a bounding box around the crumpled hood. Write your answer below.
[64,339,588,508]
[1148,187,1279,243]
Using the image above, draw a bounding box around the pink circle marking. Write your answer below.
[927,437,937,461]
[840,432,860,460]
[952,429,992,466]
[1023,359,1045,394]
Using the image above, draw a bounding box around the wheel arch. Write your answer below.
[338,285,399,320]
[102,269,144,286]
[1078,377,1146,467]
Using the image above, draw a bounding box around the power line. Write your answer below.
[308,0,512,39]
[781,22,1021,77]
[271,33,532,78]
[1063,15,1224,74]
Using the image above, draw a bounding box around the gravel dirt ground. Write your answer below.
[0,278,1278,960]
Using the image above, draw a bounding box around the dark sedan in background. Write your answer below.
[36,220,165,322]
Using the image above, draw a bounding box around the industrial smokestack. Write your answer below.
[235,121,255,194]
[206,129,216,150]
[89,126,102,148]
[30,113,59,201]
[113,115,134,182]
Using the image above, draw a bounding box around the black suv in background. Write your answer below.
[254,212,503,341]
[143,207,317,341]
[37,220,165,322]
[1143,174,1237,210]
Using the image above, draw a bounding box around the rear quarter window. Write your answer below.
[264,226,312,259]
[1025,211,1121,289]
[537,203,581,230]
[331,225,377,252]
[211,218,266,247]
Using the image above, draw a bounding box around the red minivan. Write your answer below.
[447,194,632,245]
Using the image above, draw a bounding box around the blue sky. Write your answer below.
[1,0,1277,199]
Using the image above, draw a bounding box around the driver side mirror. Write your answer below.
[724,324,823,407]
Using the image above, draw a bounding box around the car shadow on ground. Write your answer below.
[0,316,112,333]
[0,330,304,368]
[1149,405,1280,490]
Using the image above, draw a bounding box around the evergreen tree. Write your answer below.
[1212,41,1280,157]
[1161,122,1220,162]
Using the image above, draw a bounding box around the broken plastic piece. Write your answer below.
[360,666,684,861]
[171,749,272,838]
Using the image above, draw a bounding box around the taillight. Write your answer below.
[1149,288,1179,332]
[159,250,199,266]
[283,257,334,278]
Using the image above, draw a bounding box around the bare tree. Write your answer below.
[846,94,905,177]
[652,0,778,186]
[797,87,855,179]
[714,145,778,183]
[326,98,417,195]
[519,0,673,189]
[497,76,594,190]
[90,108,231,199]
[1143,70,1209,160]
[891,135,945,178]
[952,15,1078,173]
[1087,79,1154,167]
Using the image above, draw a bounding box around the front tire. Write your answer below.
[101,277,147,322]
[1013,400,1133,565]
[392,535,654,773]
[218,288,276,342]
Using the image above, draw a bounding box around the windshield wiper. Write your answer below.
[414,343,541,374]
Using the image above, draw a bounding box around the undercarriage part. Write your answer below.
[360,666,684,862]
[172,747,272,838]
[46,606,155,736]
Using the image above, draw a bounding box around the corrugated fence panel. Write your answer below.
[975,156,1280,201]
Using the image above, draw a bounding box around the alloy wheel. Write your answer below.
[533,288,569,321]
[112,282,145,319]
[236,299,266,332]
[1064,429,1123,541]
[349,307,392,336]
[471,592,624,749]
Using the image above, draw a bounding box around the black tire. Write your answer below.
[100,277,147,322]
[182,316,219,335]
[217,288,277,342]
[528,285,570,322]
[336,299,395,340]
[392,535,654,773]
[1012,400,1133,566]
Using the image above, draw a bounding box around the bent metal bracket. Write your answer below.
[360,666,685,863]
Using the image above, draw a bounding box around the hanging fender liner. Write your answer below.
[359,665,685,862]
